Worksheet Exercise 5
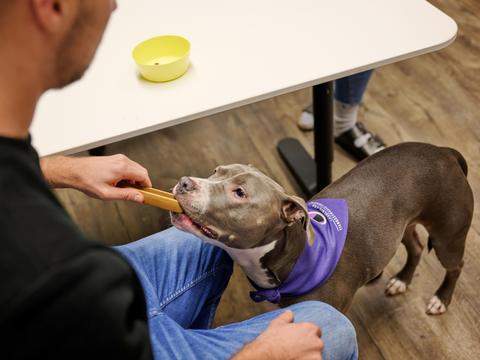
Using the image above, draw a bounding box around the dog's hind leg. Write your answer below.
[425,230,467,315]
[424,147,473,315]
[385,225,424,296]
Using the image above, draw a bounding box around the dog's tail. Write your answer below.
[442,147,468,176]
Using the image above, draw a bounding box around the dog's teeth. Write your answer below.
[200,226,214,238]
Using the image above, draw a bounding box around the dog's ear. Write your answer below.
[280,195,309,230]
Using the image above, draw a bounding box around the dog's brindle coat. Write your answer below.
[171,143,473,315]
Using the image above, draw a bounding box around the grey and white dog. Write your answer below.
[171,142,473,315]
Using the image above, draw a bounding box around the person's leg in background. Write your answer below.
[334,70,374,136]
[298,70,386,161]
[115,227,358,359]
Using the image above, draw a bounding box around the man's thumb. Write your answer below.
[270,310,294,326]
[112,188,144,203]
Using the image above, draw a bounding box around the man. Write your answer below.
[0,1,358,359]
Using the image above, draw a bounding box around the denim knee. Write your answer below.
[160,227,234,275]
[120,227,233,270]
[287,301,358,360]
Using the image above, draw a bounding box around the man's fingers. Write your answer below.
[299,322,322,338]
[318,338,325,352]
[270,310,294,326]
[111,154,152,188]
[126,158,152,187]
[121,163,152,188]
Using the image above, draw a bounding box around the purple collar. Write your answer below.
[250,199,348,303]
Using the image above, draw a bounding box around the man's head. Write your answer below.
[0,0,116,89]
[171,164,308,249]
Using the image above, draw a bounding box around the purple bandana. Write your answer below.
[250,199,348,303]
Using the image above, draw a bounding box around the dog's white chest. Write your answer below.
[204,238,277,288]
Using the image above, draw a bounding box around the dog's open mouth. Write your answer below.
[173,213,219,240]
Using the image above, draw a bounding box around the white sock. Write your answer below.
[298,104,314,130]
[334,100,358,137]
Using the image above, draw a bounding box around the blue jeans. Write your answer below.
[115,227,358,360]
[335,70,373,105]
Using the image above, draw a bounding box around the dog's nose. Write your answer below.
[178,176,196,193]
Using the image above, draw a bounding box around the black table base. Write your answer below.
[88,146,107,156]
[277,81,334,198]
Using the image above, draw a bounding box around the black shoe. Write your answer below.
[334,122,386,161]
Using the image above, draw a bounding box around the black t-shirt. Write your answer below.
[0,136,153,359]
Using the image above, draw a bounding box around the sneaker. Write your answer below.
[298,104,314,131]
[335,122,386,161]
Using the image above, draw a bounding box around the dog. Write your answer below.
[171,142,473,315]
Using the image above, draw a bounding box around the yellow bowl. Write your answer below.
[132,35,190,82]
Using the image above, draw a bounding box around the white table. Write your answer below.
[31,0,456,190]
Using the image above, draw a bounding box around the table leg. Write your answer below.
[88,146,107,156]
[313,81,333,190]
[277,81,333,197]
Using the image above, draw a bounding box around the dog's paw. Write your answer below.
[385,277,407,296]
[426,296,447,315]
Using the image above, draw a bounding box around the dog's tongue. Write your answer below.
[176,212,218,239]
[177,213,193,226]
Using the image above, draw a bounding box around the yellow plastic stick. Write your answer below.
[118,182,183,213]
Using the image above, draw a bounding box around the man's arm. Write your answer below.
[40,154,152,203]
[232,310,324,360]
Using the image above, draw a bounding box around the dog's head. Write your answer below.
[171,164,308,249]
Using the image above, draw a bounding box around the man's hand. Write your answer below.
[40,154,152,204]
[232,310,324,360]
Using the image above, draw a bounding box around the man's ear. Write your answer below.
[31,0,77,34]
[280,195,309,230]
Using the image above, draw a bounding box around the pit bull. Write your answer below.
[170,142,473,315]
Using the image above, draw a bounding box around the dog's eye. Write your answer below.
[233,188,247,199]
